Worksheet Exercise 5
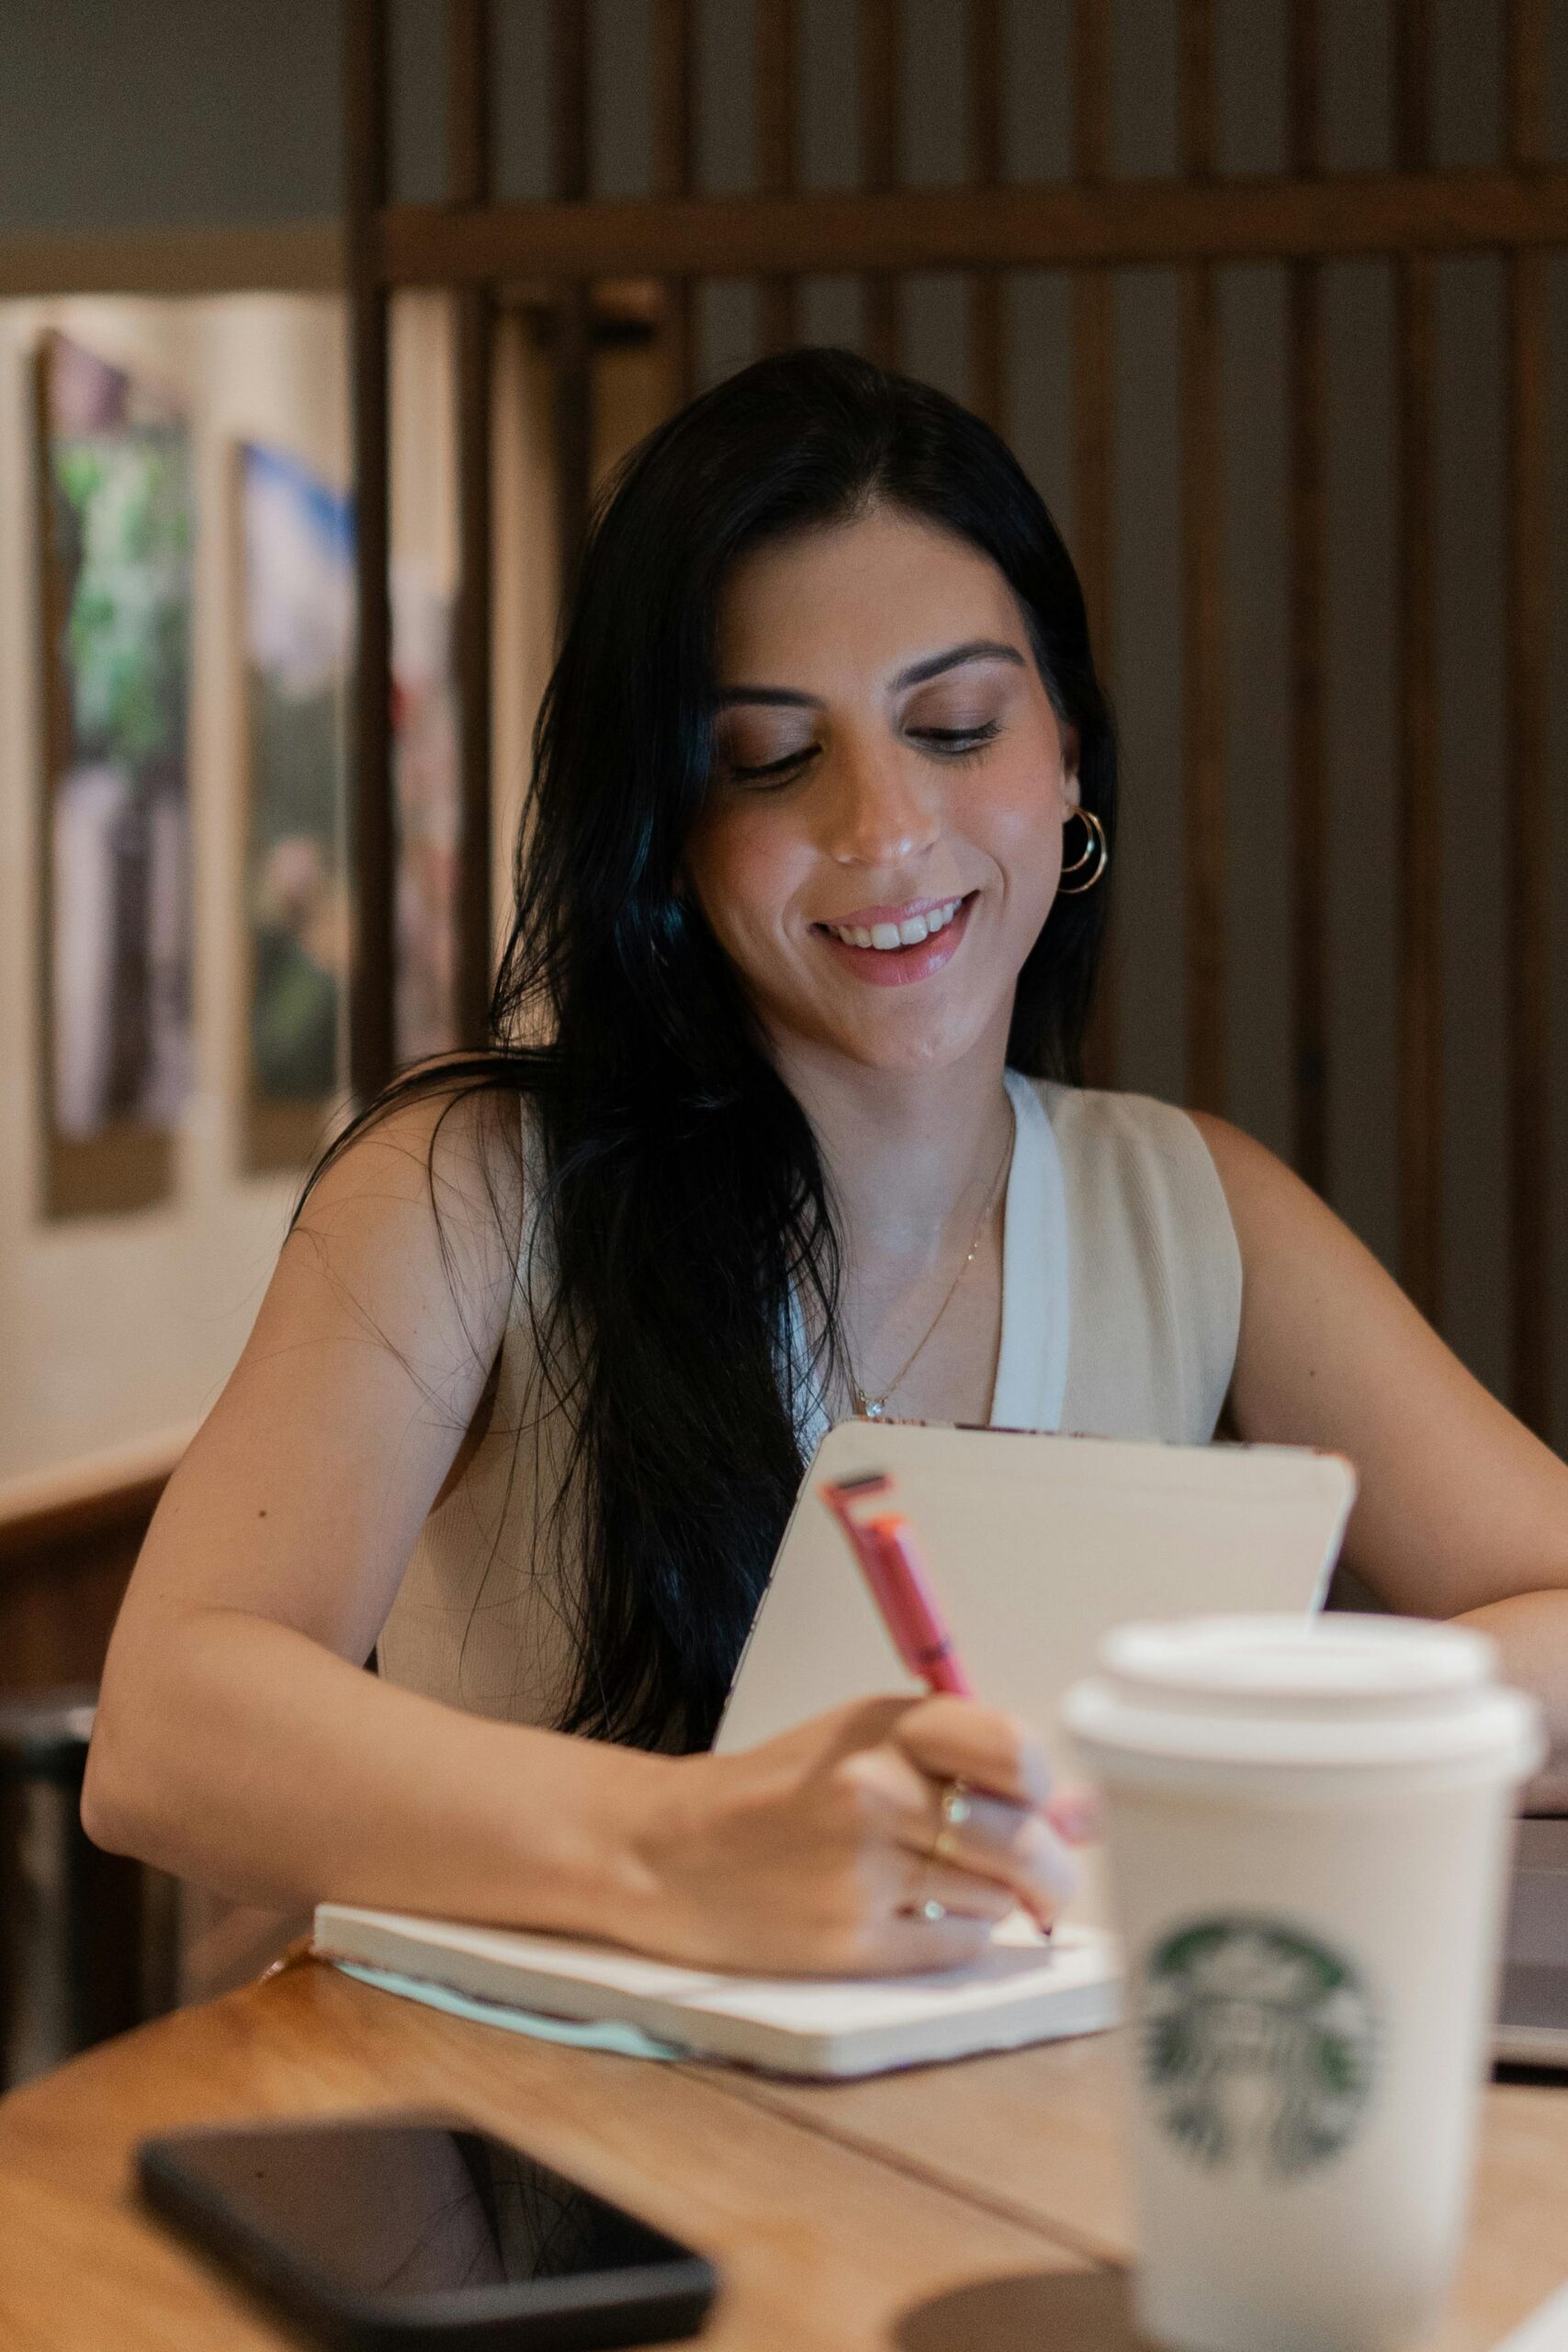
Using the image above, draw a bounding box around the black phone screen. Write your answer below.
[140,2111,714,2342]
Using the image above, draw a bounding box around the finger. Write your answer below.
[891,1696,1052,1810]
[896,1787,1079,1924]
[1045,1783,1100,1846]
[895,1854,1018,1926]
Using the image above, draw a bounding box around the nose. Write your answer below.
[818,737,941,870]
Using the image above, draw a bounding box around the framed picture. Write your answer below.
[238,440,460,1168]
[390,563,458,1069]
[237,441,354,1171]
[35,331,194,1216]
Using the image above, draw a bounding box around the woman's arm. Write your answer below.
[85,1081,1076,1971]
[1191,1113,1568,1807]
[84,1082,653,1932]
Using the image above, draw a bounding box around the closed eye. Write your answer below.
[727,744,820,784]
[913,722,1002,754]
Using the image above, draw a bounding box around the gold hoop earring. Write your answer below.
[1058,804,1109,895]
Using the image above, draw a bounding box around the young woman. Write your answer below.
[85,350,1568,1977]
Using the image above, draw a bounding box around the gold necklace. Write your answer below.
[848,1128,1014,1420]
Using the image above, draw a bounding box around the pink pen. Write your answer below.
[819,1475,975,1697]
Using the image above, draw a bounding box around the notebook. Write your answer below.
[311,1903,1121,2079]
[716,1420,1357,1926]
[316,1426,1352,2075]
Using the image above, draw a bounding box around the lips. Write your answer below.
[813,891,977,988]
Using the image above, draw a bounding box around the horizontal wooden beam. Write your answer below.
[0,220,344,298]
[378,166,1568,284]
[0,1430,190,1567]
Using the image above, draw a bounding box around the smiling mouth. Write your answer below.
[815,894,970,952]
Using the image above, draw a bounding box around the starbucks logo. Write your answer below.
[1136,1916,1378,2180]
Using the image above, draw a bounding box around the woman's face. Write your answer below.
[683,504,1079,1079]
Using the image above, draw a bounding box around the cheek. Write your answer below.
[974,762,1065,917]
[685,805,804,958]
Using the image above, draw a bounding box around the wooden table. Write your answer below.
[1,1951,1564,2350]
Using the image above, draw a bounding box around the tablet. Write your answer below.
[715,1422,1358,1922]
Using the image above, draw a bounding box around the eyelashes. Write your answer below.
[726,720,1003,788]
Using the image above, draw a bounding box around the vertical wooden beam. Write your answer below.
[1180,0,1226,1114]
[1073,0,1116,1089]
[1289,0,1328,1190]
[345,0,395,1102]
[756,0,798,355]
[449,0,494,1050]
[552,0,593,580]
[859,0,899,368]
[968,0,1005,431]
[1504,0,1551,1432]
[653,0,698,404]
[1393,0,1440,1318]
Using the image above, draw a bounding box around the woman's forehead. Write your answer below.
[715,509,1026,691]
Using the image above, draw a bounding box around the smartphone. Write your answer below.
[138,2110,717,2349]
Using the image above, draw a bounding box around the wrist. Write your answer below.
[514,1734,687,1948]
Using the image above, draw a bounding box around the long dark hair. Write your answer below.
[310,347,1116,1755]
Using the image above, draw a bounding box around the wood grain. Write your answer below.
[652,0,698,404]
[1288,0,1328,1191]
[7,1963,1566,2350]
[966,0,1005,433]
[376,166,1568,285]
[449,0,495,1052]
[756,0,799,355]
[716,2029,1568,2352]
[1072,0,1118,1092]
[859,0,899,368]
[1393,0,1441,1323]
[0,1962,1089,2352]
[344,0,396,1105]
[1179,0,1226,1115]
[1504,0,1552,1436]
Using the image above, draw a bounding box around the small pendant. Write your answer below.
[855,1393,885,1420]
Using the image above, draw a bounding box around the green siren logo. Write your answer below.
[1137,1917,1378,2179]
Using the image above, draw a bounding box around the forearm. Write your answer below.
[1453,1590,1568,1814]
[84,1606,671,1939]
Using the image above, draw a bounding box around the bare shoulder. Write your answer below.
[290,1069,525,1300]
[1185,1109,1312,1226]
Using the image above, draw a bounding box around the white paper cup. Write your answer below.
[1063,1615,1543,2352]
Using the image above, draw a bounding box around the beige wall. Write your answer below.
[0,294,352,1483]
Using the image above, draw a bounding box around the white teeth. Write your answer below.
[827,897,964,950]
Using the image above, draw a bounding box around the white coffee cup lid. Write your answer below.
[1064,1613,1543,1780]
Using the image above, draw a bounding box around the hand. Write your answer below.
[615,1693,1086,1976]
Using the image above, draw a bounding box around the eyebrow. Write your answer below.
[715,638,1027,709]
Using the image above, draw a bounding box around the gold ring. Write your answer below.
[931,1777,972,1863]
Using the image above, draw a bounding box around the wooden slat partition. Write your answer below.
[966,0,1004,433]
[1179,0,1225,1114]
[1393,0,1441,1322]
[859,0,899,368]
[1289,0,1328,1190]
[756,0,798,356]
[345,0,396,1105]
[551,0,593,582]
[1504,0,1552,1436]
[448,0,494,1050]
[337,0,1563,1435]
[1073,0,1117,1090]
[653,0,697,404]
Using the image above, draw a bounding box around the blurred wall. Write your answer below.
[0,295,348,1481]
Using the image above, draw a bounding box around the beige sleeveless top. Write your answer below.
[378,1077,1243,1731]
